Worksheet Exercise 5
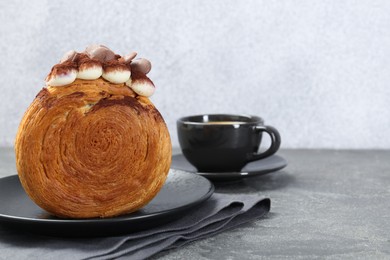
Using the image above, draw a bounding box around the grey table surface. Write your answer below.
[0,147,389,259]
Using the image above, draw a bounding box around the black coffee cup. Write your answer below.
[177,114,281,172]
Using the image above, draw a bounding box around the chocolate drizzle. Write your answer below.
[89,96,146,114]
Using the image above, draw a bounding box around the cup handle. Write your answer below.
[250,125,281,161]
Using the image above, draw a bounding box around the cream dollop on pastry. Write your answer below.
[45,63,77,87]
[126,71,155,97]
[77,61,103,80]
[102,61,131,84]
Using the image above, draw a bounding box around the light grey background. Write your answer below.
[1,0,390,149]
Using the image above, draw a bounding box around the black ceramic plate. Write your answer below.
[171,154,287,181]
[0,169,214,237]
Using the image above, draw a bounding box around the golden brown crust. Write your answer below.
[15,79,172,218]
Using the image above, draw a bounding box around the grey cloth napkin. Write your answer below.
[0,193,270,260]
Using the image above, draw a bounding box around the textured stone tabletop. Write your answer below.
[1,148,389,259]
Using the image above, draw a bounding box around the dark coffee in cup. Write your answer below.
[177,114,281,172]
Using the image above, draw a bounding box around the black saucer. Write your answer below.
[171,154,288,181]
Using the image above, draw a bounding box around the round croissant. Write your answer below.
[15,79,172,218]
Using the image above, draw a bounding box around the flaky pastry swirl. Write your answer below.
[15,79,172,218]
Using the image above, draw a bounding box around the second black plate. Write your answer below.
[171,154,287,181]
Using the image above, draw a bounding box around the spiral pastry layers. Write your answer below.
[15,79,172,218]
